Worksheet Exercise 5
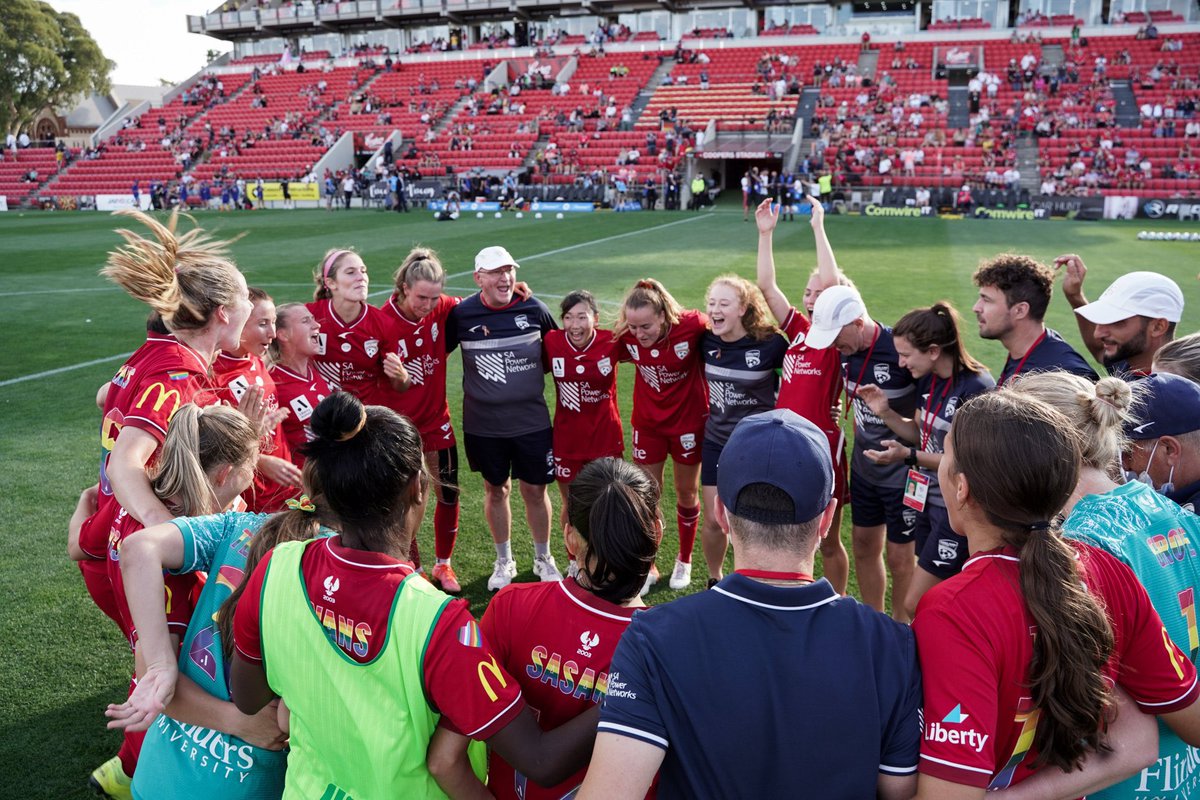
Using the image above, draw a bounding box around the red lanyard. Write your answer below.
[1002,329,1047,386]
[920,375,953,451]
[843,326,882,421]
[735,569,814,582]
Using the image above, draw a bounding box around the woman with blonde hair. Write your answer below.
[1153,331,1200,384]
[1009,370,1200,800]
[698,274,789,583]
[615,278,708,590]
[75,210,252,794]
[266,303,331,465]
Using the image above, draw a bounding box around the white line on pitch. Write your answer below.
[0,352,134,389]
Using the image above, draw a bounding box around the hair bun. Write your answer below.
[309,392,367,444]
[1088,377,1133,425]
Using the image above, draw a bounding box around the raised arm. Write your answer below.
[755,198,791,324]
[1054,253,1102,362]
[810,195,842,290]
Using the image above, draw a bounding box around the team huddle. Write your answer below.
[70,204,1200,799]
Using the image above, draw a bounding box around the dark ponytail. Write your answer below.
[567,458,661,605]
[949,391,1114,772]
[894,301,986,375]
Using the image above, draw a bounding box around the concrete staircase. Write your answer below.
[630,57,676,125]
[947,86,971,128]
[1110,80,1140,127]
[857,49,879,83]
[1014,133,1042,192]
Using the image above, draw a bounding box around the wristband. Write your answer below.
[904,448,919,467]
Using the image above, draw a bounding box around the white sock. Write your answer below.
[495,540,512,561]
[534,541,551,559]
[436,558,450,566]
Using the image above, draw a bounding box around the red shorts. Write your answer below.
[631,425,704,466]
[554,450,624,485]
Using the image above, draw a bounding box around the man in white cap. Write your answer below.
[445,246,562,589]
[805,285,918,622]
[1056,253,1184,377]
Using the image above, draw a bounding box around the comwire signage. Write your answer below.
[862,205,935,218]
[972,208,1047,221]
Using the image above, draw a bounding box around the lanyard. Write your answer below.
[843,325,882,421]
[920,375,953,451]
[1003,329,1047,385]
[735,569,814,582]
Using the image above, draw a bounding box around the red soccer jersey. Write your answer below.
[106,507,198,649]
[212,352,296,512]
[81,336,215,560]
[378,293,461,448]
[544,329,624,462]
[306,299,397,406]
[913,543,1199,791]
[267,362,331,466]
[479,578,648,800]
[234,536,525,739]
[776,307,844,437]
[617,310,709,436]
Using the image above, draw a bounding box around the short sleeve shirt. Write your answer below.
[378,293,461,445]
[777,307,844,436]
[998,328,1099,385]
[913,369,995,506]
[266,363,331,465]
[701,331,788,447]
[306,299,397,406]
[544,329,624,461]
[843,325,917,487]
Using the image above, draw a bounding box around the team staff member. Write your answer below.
[446,246,561,590]
[1122,373,1200,513]
[543,292,624,570]
[1057,255,1184,377]
[212,288,302,512]
[806,285,918,621]
[230,394,598,797]
[306,248,409,405]
[755,196,851,593]
[78,209,252,719]
[913,391,1200,797]
[428,458,660,800]
[858,303,994,618]
[380,248,466,594]
[615,279,708,590]
[971,254,1097,385]
[581,410,922,799]
[266,303,331,465]
[699,275,788,584]
[1012,371,1200,800]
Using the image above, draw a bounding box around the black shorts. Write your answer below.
[700,436,724,487]
[849,469,917,544]
[464,429,554,487]
[914,503,968,579]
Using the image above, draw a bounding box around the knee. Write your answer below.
[518,481,547,503]
[485,481,511,502]
[850,527,882,556]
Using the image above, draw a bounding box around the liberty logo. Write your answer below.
[323,575,340,603]
[925,703,990,753]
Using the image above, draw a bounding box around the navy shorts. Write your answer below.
[849,469,917,544]
[464,429,554,487]
[700,436,725,487]
[915,503,968,579]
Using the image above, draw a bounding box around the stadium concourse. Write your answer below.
[3,6,1200,217]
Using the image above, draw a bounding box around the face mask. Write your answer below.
[1124,439,1176,495]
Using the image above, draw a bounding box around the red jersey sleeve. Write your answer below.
[912,605,1001,788]
[232,549,273,664]
[423,600,525,740]
[782,307,810,340]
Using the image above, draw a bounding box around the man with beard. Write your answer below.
[971,254,1098,385]
[1056,254,1184,378]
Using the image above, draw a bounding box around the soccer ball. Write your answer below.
[516,212,524,219]
[477,211,484,218]
[535,212,543,219]
[556,213,564,219]
[495,212,502,218]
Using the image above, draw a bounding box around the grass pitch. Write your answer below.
[2,201,1198,796]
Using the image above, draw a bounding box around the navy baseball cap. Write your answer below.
[1126,372,1200,440]
[717,409,834,524]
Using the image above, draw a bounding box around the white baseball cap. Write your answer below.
[1075,271,1183,325]
[805,285,867,350]
[474,245,520,272]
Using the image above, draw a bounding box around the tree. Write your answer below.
[0,0,113,137]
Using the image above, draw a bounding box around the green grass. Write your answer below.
[2,201,1199,796]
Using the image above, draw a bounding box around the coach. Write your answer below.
[580,409,921,799]
[445,246,562,591]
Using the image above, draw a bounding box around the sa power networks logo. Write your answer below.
[925,704,989,753]
[558,382,583,412]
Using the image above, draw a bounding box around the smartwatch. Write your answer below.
[904,448,919,467]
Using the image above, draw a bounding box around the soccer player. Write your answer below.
[756,196,851,593]
[380,248,466,593]
[445,246,561,590]
[971,254,1098,385]
[1056,254,1184,378]
[857,303,994,617]
[543,291,624,573]
[428,457,659,799]
[698,275,788,583]
[1153,332,1200,384]
[580,410,922,799]
[212,287,302,512]
[615,279,708,590]
[913,391,1200,797]
[1011,370,1200,800]
[229,393,598,797]
[805,284,918,621]
[266,303,331,465]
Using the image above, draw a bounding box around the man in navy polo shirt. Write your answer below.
[1124,372,1200,513]
[580,409,921,800]
[1056,254,1184,378]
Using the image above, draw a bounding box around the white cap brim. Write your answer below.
[803,324,840,351]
